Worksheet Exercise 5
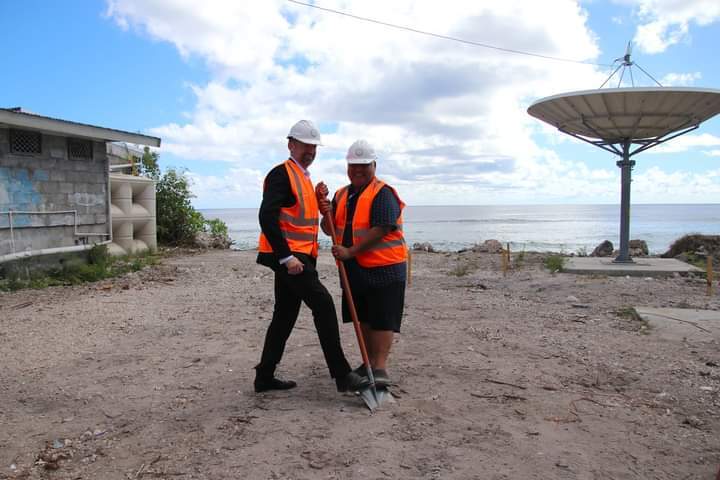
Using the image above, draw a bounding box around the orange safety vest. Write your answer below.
[333,178,407,268]
[258,159,319,258]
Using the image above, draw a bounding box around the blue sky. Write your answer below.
[2,0,720,207]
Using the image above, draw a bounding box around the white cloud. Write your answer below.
[105,1,290,79]
[660,71,701,86]
[706,150,720,157]
[632,0,720,53]
[106,1,720,207]
[107,0,610,206]
[186,167,266,207]
[633,165,720,201]
[650,133,720,154]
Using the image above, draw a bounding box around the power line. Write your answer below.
[287,0,612,67]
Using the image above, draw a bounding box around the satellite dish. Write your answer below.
[528,52,720,263]
[528,87,720,143]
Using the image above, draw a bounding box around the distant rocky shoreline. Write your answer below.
[413,234,720,260]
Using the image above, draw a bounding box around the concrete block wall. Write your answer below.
[0,128,110,256]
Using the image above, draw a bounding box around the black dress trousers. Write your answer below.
[256,254,351,380]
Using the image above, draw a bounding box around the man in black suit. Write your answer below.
[254,120,370,395]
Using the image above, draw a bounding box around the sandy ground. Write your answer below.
[1,248,719,480]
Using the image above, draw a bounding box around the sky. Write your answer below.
[2,0,720,208]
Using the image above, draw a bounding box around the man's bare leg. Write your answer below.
[367,330,393,370]
[360,322,375,366]
[360,323,392,368]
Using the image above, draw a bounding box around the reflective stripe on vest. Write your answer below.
[333,178,407,268]
[258,159,319,257]
[334,188,348,241]
[282,230,317,241]
[353,225,404,237]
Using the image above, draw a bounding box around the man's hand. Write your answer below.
[331,245,353,261]
[315,181,329,200]
[286,256,304,275]
[316,181,331,216]
[318,197,331,216]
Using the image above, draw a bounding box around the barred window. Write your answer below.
[9,129,42,154]
[68,138,93,160]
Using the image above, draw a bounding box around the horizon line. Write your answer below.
[197,202,720,210]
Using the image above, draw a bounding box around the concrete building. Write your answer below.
[0,107,160,267]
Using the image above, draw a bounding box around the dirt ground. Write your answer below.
[1,248,719,479]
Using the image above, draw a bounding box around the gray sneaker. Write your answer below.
[353,364,370,376]
[336,371,371,392]
[353,365,391,388]
[372,369,391,388]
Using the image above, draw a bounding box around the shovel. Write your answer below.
[325,209,391,412]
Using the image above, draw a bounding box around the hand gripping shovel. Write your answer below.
[326,211,391,412]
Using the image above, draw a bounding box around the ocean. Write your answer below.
[200,204,720,255]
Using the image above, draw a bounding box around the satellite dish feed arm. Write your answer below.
[633,62,663,87]
[599,63,624,89]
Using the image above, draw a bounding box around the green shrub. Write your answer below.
[149,151,229,247]
[156,168,206,245]
[129,258,144,272]
[87,244,110,267]
[683,252,710,271]
[616,306,651,334]
[448,259,477,277]
[544,255,565,273]
[616,306,640,321]
[27,276,50,289]
[6,275,24,291]
[663,234,720,258]
[57,263,107,284]
[140,146,160,179]
[205,218,228,237]
[0,250,161,292]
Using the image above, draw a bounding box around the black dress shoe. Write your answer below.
[254,377,297,393]
[336,371,371,392]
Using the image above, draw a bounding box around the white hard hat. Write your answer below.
[287,120,323,145]
[346,139,377,164]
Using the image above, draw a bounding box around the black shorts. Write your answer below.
[341,281,405,332]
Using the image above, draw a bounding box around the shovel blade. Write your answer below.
[375,387,394,406]
[359,387,379,412]
[358,386,394,412]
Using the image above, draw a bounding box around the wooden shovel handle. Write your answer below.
[325,210,372,368]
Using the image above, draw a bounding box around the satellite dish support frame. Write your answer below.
[558,121,700,263]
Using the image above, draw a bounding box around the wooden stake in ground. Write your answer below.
[707,256,714,297]
[507,242,511,270]
[501,243,511,277]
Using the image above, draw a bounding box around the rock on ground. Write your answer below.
[591,240,614,257]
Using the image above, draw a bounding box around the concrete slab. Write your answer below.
[563,257,702,277]
[635,307,720,342]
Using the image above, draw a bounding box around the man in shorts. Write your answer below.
[319,139,407,387]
